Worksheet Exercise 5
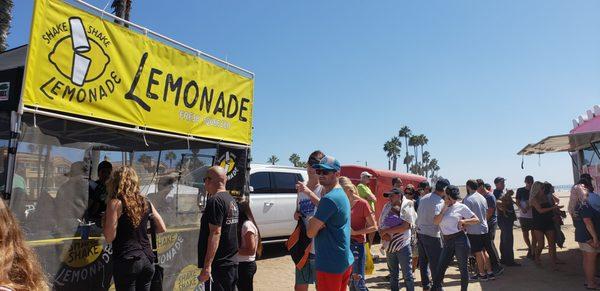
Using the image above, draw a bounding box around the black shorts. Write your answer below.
[467,234,486,253]
[519,217,534,231]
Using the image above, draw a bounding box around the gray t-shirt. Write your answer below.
[462,192,489,235]
[416,192,444,238]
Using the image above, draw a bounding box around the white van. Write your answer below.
[249,164,307,242]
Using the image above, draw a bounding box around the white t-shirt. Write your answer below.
[297,184,323,254]
[237,220,259,262]
[439,202,475,236]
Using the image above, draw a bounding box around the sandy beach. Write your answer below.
[254,192,583,290]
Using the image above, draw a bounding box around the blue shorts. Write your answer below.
[295,254,316,285]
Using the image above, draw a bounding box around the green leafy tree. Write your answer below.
[165,151,177,168]
[398,126,412,172]
[289,153,301,167]
[267,155,279,165]
[0,0,13,52]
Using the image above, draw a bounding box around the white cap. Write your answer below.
[360,171,373,178]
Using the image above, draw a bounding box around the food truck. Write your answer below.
[341,165,426,221]
[518,105,600,189]
[0,0,254,290]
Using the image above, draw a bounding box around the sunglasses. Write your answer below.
[315,169,335,176]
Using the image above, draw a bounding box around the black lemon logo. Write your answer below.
[48,17,110,86]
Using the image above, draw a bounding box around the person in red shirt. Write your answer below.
[339,177,378,290]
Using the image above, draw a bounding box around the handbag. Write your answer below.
[365,243,374,275]
[149,207,164,291]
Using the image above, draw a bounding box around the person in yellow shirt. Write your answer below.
[357,171,377,245]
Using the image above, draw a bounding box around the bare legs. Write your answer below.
[583,251,599,288]
[521,228,532,256]
[533,230,561,269]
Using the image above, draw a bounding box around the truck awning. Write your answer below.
[518,131,600,155]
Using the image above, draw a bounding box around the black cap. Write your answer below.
[435,178,450,191]
[445,185,461,200]
[525,175,534,183]
[383,188,403,198]
[418,181,430,189]
[494,177,505,184]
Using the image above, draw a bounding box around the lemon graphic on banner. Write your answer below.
[218,151,237,178]
[48,17,110,86]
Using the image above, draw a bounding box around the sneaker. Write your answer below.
[469,274,480,281]
[493,266,505,276]
[487,273,496,280]
[479,274,489,282]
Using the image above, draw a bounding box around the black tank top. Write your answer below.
[112,199,154,261]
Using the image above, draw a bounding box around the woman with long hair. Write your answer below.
[529,181,563,269]
[339,176,378,291]
[236,200,262,291]
[104,166,166,291]
[0,199,48,291]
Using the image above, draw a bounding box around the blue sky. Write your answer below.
[7,0,600,188]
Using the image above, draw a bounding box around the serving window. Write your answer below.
[9,113,219,241]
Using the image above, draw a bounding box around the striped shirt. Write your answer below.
[387,225,411,253]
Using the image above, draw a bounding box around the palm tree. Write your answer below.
[112,0,133,26]
[165,151,177,168]
[429,159,440,178]
[422,151,431,177]
[390,137,402,171]
[409,135,419,166]
[383,140,393,170]
[403,154,414,171]
[289,153,301,167]
[267,155,279,165]
[418,134,429,165]
[0,0,13,52]
[398,126,412,172]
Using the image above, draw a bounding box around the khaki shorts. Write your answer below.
[579,242,600,253]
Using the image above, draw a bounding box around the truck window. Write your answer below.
[271,172,300,193]
[250,172,271,193]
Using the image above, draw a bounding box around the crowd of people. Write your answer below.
[277,150,578,291]
[1,149,600,291]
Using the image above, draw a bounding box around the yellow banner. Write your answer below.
[23,0,254,145]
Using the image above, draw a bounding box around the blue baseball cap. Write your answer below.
[312,155,341,172]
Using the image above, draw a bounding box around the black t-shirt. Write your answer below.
[516,187,530,202]
[197,191,239,268]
